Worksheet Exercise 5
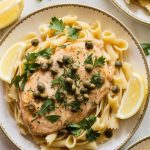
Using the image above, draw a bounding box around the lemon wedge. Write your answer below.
[0,42,26,83]
[0,0,24,29]
[117,72,145,119]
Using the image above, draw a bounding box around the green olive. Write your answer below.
[83,94,89,100]
[90,83,96,90]
[115,61,122,68]
[85,64,93,72]
[71,64,78,72]
[33,90,40,99]
[48,59,53,67]
[40,93,48,99]
[31,39,39,46]
[85,41,93,50]
[65,77,73,85]
[28,104,35,112]
[83,81,91,88]
[50,68,58,75]
[80,88,88,94]
[99,76,105,84]
[57,60,63,68]
[63,55,70,64]
[104,129,113,138]
[41,63,49,71]
[111,85,120,93]
[37,82,45,93]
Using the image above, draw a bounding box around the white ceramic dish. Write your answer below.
[0,4,149,150]
[127,136,150,150]
[112,0,150,25]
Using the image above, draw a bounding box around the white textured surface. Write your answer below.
[0,0,149,150]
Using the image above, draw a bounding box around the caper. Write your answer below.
[85,41,93,50]
[85,64,93,72]
[65,77,73,85]
[63,55,70,64]
[115,61,122,68]
[33,90,40,99]
[41,63,49,71]
[75,89,80,96]
[40,93,48,99]
[50,68,58,75]
[83,81,91,88]
[90,83,96,90]
[57,60,63,68]
[72,84,76,91]
[77,94,83,101]
[75,26,82,31]
[48,59,53,67]
[80,88,88,94]
[104,129,113,138]
[111,85,120,94]
[71,64,78,72]
[28,104,35,112]
[37,82,45,93]
[83,94,89,100]
[31,39,39,46]
[99,76,105,84]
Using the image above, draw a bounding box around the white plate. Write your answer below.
[127,136,150,150]
[0,4,149,150]
[112,0,150,25]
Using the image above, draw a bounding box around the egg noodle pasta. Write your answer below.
[1,15,143,150]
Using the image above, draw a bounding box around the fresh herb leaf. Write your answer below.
[66,123,82,136]
[141,43,150,56]
[24,63,40,73]
[91,73,102,88]
[86,129,100,141]
[69,101,81,112]
[46,115,60,123]
[49,17,65,33]
[84,54,93,65]
[20,73,27,91]
[55,89,65,102]
[94,56,105,67]
[68,27,79,40]
[51,76,64,86]
[36,99,55,116]
[65,69,79,80]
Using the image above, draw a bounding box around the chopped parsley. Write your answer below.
[46,115,61,123]
[86,129,100,141]
[49,17,65,34]
[51,76,65,86]
[69,100,81,112]
[91,73,103,88]
[68,26,79,40]
[141,43,150,56]
[36,99,55,116]
[84,54,93,65]
[94,56,105,67]
[55,89,65,102]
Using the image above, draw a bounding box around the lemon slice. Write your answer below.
[117,72,145,119]
[0,0,24,29]
[0,42,26,83]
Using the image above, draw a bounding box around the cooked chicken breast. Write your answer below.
[19,42,114,135]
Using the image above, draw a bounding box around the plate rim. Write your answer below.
[0,3,149,150]
[111,0,150,25]
[126,136,150,150]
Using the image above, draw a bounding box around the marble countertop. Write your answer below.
[0,0,149,150]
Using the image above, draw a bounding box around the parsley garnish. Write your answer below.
[84,54,93,65]
[69,101,81,112]
[94,56,105,67]
[68,26,79,40]
[141,43,150,56]
[91,73,102,88]
[55,89,65,102]
[49,17,65,33]
[46,115,60,123]
[51,76,64,86]
[86,129,100,141]
[36,99,55,116]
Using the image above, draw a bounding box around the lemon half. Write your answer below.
[117,72,145,119]
[0,42,26,83]
[0,0,24,29]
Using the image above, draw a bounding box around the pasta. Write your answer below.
[1,15,139,150]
